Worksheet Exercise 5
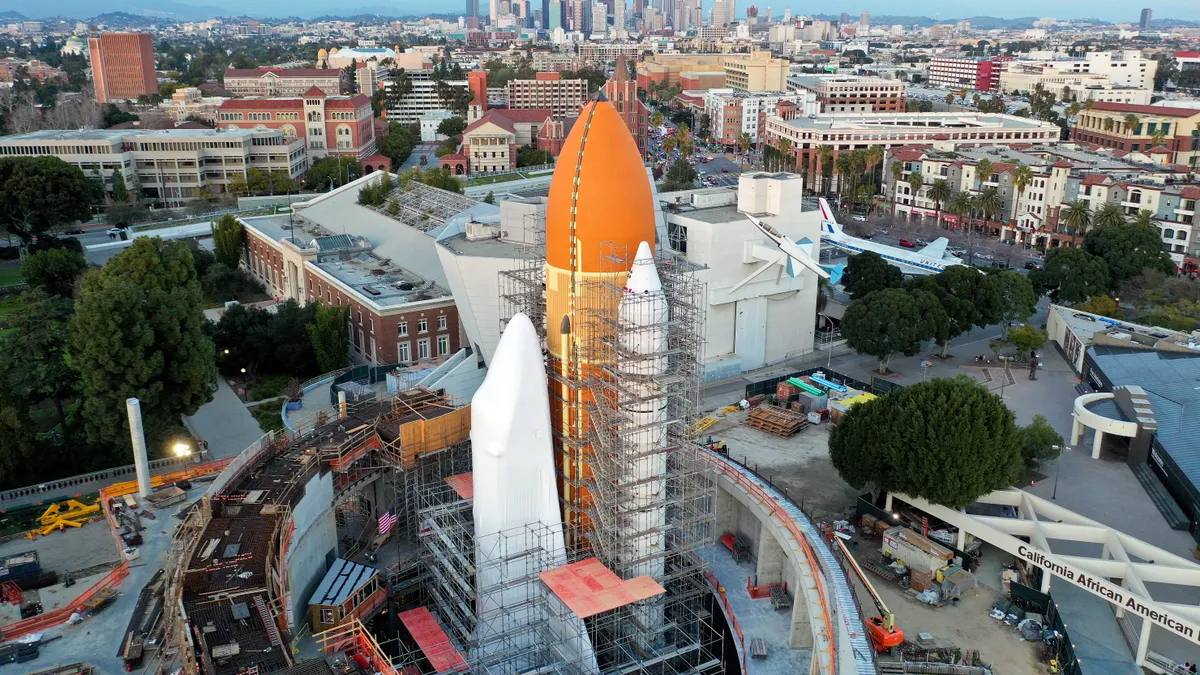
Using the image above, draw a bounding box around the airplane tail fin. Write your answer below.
[822,263,846,286]
[817,198,843,236]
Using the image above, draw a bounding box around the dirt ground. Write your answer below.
[706,410,862,522]
[706,412,1045,674]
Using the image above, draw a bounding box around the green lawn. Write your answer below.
[246,373,295,402]
[249,397,286,433]
[0,266,23,286]
[463,172,526,187]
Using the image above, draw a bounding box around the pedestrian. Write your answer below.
[1028,349,1039,380]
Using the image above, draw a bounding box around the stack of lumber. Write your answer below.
[746,405,809,437]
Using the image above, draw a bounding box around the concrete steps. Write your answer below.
[1129,462,1190,531]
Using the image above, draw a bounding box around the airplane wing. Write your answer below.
[917,237,950,260]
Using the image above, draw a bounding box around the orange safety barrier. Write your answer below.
[746,577,785,600]
[707,456,838,675]
[704,571,747,674]
[0,562,129,642]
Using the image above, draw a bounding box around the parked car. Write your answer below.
[852,215,867,222]
[1024,261,1043,270]
[64,226,85,235]
[898,238,917,248]
[722,168,729,173]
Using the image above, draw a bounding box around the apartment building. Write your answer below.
[88,33,157,103]
[1016,50,1157,91]
[218,88,377,160]
[0,127,307,202]
[223,68,345,97]
[239,176,479,367]
[638,51,788,94]
[722,50,789,92]
[879,143,1197,257]
[384,71,469,124]
[787,75,906,113]
[927,56,1009,92]
[577,42,643,64]
[1072,102,1200,167]
[506,73,588,116]
[704,90,810,146]
[159,87,227,123]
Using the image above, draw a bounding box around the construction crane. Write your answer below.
[833,536,904,652]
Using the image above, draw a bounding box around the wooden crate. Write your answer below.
[746,405,810,438]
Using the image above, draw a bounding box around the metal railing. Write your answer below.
[0,453,203,507]
[280,368,349,433]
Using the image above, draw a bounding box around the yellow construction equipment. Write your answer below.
[720,405,742,414]
[686,416,718,438]
[26,499,101,539]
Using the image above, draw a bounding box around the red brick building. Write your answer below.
[604,58,648,155]
[217,87,377,160]
[88,33,157,103]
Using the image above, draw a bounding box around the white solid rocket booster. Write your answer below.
[470,312,598,671]
[617,241,669,637]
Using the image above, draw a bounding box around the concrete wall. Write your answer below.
[284,471,338,631]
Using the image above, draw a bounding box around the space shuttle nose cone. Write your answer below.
[624,241,662,295]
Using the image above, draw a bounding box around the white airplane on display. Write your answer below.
[816,198,964,276]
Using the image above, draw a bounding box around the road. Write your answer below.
[840,207,1047,270]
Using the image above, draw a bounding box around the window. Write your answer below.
[397,341,411,363]
[398,321,408,336]
[356,310,362,325]
[418,319,428,333]
[437,335,450,355]
[417,338,430,360]
[437,315,447,330]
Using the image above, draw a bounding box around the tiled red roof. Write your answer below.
[889,148,926,162]
[464,110,516,135]
[1052,160,1074,168]
[1148,145,1171,154]
[1090,102,1200,118]
[326,95,370,109]
[496,108,554,123]
[440,153,467,161]
[1112,150,1129,158]
[225,68,341,78]
[1081,174,1111,186]
[304,85,327,97]
[1180,186,1200,200]
[991,162,1017,174]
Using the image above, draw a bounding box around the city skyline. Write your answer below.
[0,0,1196,23]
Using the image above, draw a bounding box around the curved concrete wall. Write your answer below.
[1073,393,1139,438]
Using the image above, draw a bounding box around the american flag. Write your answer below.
[378,509,398,535]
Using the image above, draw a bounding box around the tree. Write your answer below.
[516,146,552,167]
[483,191,495,204]
[213,300,320,377]
[829,376,1024,507]
[1029,247,1109,304]
[1092,203,1126,230]
[308,303,349,373]
[1084,222,1174,290]
[927,179,951,227]
[212,214,246,270]
[1019,414,1062,469]
[0,157,95,243]
[737,132,752,168]
[913,266,1002,357]
[906,172,924,211]
[22,248,87,298]
[974,186,1003,230]
[991,270,1038,338]
[379,122,416,166]
[71,238,216,449]
[110,168,129,203]
[1011,164,1034,218]
[1059,200,1092,244]
[307,156,362,190]
[403,166,463,193]
[1,289,78,443]
[651,111,663,129]
[662,159,698,191]
[841,251,904,300]
[436,115,466,138]
[1007,324,1047,354]
[1131,209,1154,228]
[1122,113,1140,136]
[975,158,993,190]
[0,356,38,487]
[1076,295,1121,317]
[842,288,947,374]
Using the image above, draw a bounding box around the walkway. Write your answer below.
[184,378,266,459]
[1052,583,1140,675]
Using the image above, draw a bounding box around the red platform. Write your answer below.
[539,557,666,619]
[444,473,474,501]
[398,607,468,673]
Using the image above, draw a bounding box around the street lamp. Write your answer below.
[1051,444,1070,500]
[173,442,192,458]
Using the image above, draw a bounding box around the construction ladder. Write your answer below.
[254,596,283,649]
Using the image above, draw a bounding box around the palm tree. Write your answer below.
[835,153,855,208]
[866,144,885,190]
[737,132,752,169]
[975,158,993,191]
[651,111,663,129]
[848,149,868,212]
[778,138,794,171]
[945,93,955,107]
[972,187,1003,261]
[1149,129,1167,149]
[906,172,924,222]
[1011,163,1034,224]
[1066,102,1081,119]
[928,179,952,229]
[889,160,904,215]
[817,145,833,195]
[1131,209,1154,228]
[1102,118,1115,133]
[1083,99,1095,111]
[1093,203,1126,229]
[662,134,678,156]
[1060,200,1092,245]
[948,191,974,255]
[1123,113,1140,137]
